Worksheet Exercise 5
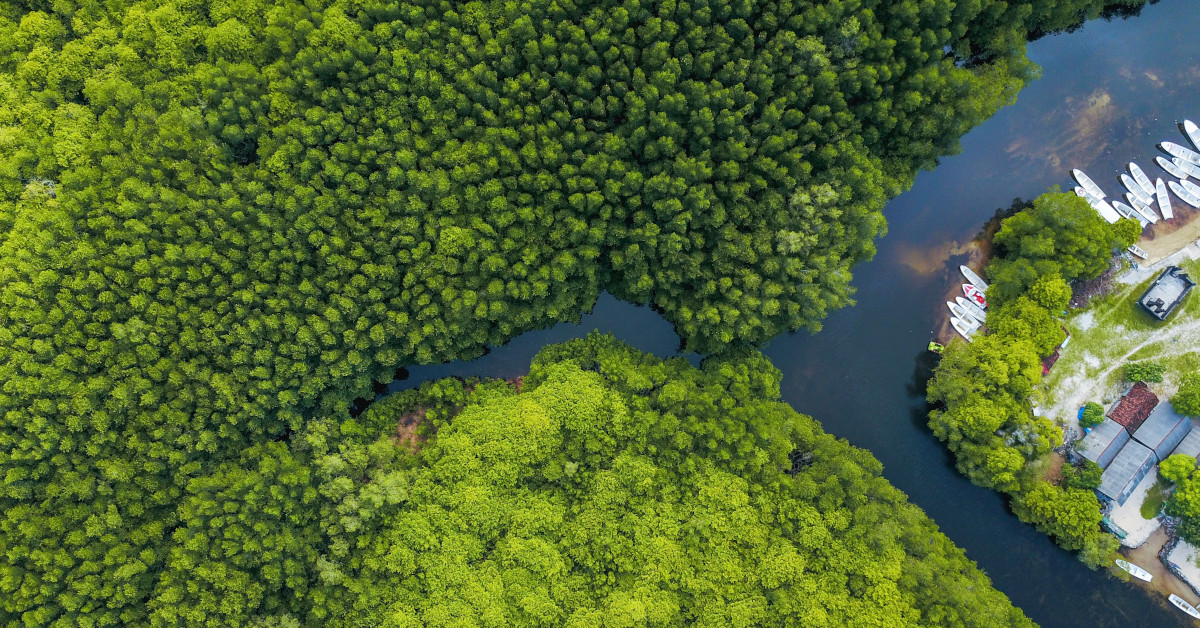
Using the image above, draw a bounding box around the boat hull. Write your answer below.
[1072,169,1107,198]
[963,284,987,309]
[957,296,987,322]
[1156,178,1173,220]
[1186,119,1200,152]
[1170,594,1200,619]
[1157,155,1189,179]
[1129,162,1155,196]
[1175,158,1200,179]
[1122,173,1154,206]
[1170,181,1200,208]
[959,265,989,291]
[1162,141,1200,166]
[1115,559,1152,582]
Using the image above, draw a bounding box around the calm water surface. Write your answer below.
[389,1,1200,625]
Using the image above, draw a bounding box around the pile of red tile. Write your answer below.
[1108,381,1159,433]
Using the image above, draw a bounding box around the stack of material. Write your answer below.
[1109,382,1159,434]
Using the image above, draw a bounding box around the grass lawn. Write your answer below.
[1141,477,1170,520]
[1041,256,1200,424]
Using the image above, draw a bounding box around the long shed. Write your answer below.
[1075,419,1130,469]
[1171,428,1200,460]
[1133,402,1193,461]
[1097,440,1156,506]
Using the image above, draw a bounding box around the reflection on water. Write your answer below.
[385,1,1200,626]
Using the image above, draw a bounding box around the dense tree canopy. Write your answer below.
[0,0,1147,622]
[926,189,1135,566]
[142,335,1035,625]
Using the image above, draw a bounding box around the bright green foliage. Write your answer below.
[926,335,1053,490]
[1064,459,1103,491]
[1160,453,1196,484]
[1165,455,1200,545]
[988,191,1130,305]
[1011,482,1110,558]
[0,0,1145,622]
[926,188,1134,566]
[291,335,1032,627]
[987,295,1066,356]
[1123,361,1166,383]
[1173,374,1200,417]
[1079,401,1105,428]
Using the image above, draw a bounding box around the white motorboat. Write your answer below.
[956,296,987,323]
[1129,162,1156,197]
[1157,155,1189,179]
[1170,594,1200,619]
[1186,119,1200,151]
[1161,141,1200,166]
[948,301,981,328]
[1115,559,1152,582]
[1156,178,1173,220]
[1072,169,1107,198]
[1128,244,1149,260]
[1088,197,1122,224]
[1111,200,1147,227]
[1174,157,1200,179]
[950,316,976,342]
[963,284,987,309]
[1170,180,1200,208]
[1074,185,1090,198]
[1122,173,1155,206]
[959,265,989,291]
[1126,195,1159,224]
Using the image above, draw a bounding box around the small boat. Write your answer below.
[1115,559,1153,582]
[1126,195,1159,224]
[1170,180,1200,208]
[948,301,981,328]
[963,283,987,309]
[1128,244,1149,259]
[1161,141,1200,166]
[1111,200,1147,227]
[950,316,976,342]
[1088,197,1122,224]
[960,265,989,291]
[927,341,945,354]
[1170,594,1200,619]
[1072,169,1107,198]
[1158,155,1190,179]
[1129,162,1156,197]
[1122,173,1155,206]
[1156,178,1174,220]
[1182,179,1200,200]
[1186,119,1200,151]
[1174,157,1200,179]
[1074,185,1090,198]
[957,296,987,322]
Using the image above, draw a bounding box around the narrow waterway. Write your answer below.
[386,1,1200,625]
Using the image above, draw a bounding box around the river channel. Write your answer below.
[383,1,1200,625]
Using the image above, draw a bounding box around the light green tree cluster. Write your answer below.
[0,0,1147,622]
[928,190,1134,567]
[147,334,1035,626]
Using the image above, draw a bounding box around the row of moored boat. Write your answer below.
[1071,119,1200,259]
[1113,559,1200,619]
[948,266,989,342]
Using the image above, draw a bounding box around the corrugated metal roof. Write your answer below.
[1133,402,1192,459]
[1171,426,1200,460]
[1098,440,1155,503]
[1076,419,1129,468]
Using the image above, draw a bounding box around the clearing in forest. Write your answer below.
[1042,248,1200,429]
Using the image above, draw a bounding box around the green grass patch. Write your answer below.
[1141,477,1170,520]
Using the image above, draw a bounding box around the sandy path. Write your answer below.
[1143,214,1200,264]
[1044,310,1200,423]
